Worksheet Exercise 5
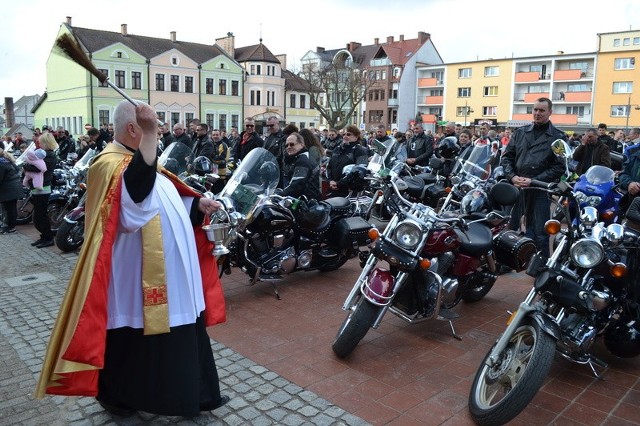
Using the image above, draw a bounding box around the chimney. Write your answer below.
[4,97,14,128]
[418,31,430,44]
[374,38,379,45]
[215,33,235,58]
[557,50,564,55]
[170,31,176,42]
[386,36,394,44]
[399,34,404,42]
[121,24,127,36]
[275,54,287,69]
[66,16,72,26]
[316,46,325,53]
[347,41,361,52]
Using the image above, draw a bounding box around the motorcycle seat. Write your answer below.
[322,197,352,216]
[454,222,494,256]
[403,176,429,198]
[416,173,438,185]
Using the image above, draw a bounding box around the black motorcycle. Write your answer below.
[468,178,640,425]
[211,148,373,298]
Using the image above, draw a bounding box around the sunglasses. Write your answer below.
[286,142,298,147]
[267,124,275,128]
[245,124,254,127]
[344,133,354,137]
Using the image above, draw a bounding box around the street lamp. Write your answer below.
[625,95,640,131]
[463,101,474,127]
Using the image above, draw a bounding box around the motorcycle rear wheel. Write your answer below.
[47,200,68,232]
[55,219,85,252]
[15,198,34,225]
[332,298,380,358]
[468,318,555,425]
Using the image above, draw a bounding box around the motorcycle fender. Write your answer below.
[363,267,395,305]
[48,193,68,203]
[65,206,85,223]
[530,312,561,341]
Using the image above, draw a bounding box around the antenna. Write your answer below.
[259,23,263,43]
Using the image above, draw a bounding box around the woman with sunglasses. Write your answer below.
[233,118,263,162]
[326,125,369,198]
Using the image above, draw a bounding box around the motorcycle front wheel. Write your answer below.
[55,219,85,252]
[47,200,69,232]
[468,318,555,426]
[332,297,380,358]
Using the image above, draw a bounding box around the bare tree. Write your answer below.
[298,58,375,130]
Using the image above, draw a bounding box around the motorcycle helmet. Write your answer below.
[461,188,489,215]
[436,136,460,160]
[258,161,279,184]
[342,164,369,191]
[193,156,213,176]
[604,316,640,358]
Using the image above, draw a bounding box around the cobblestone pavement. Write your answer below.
[0,229,369,426]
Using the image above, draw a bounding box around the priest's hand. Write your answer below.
[198,198,222,216]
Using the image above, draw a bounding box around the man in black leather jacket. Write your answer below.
[281,132,320,200]
[501,97,566,256]
[192,124,215,159]
[406,123,433,167]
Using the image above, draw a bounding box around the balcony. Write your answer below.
[418,77,439,87]
[553,69,583,81]
[523,92,550,102]
[424,95,443,105]
[563,91,592,102]
[387,98,399,107]
[421,113,438,124]
[515,71,542,82]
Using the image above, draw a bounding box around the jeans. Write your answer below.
[32,193,54,241]
[1,199,17,229]
[509,188,551,257]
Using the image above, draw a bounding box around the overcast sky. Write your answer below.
[1,0,638,101]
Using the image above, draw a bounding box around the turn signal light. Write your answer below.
[419,258,431,269]
[79,183,87,190]
[600,211,615,221]
[444,187,452,193]
[368,228,380,241]
[611,263,627,278]
[544,220,561,235]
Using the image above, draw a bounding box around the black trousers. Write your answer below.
[97,314,222,417]
[1,199,17,229]
[32,193,54,240]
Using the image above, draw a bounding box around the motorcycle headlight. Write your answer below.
[587,196,601,207]
[393,220,422,250]
[570,238,604,268]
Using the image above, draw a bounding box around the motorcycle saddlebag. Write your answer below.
[327,216,372,248]
[493,230,537,271]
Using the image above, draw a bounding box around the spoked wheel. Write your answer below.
[15,197,34,225]
[461,271,497,303]
[332,297,380,358]
[55,219,85,252]
[47,201,69,232]
[469,318,556,426]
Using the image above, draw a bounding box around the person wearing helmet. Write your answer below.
[281,132,321,200]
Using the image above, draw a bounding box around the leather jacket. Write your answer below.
[501,122,566,182]
[282,149,321,200]
[407,132,434,166]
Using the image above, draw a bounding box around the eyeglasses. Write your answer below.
[344,133,354,137]
[267,124,275,128]
[245,124,254,127]
[286,142,299,147]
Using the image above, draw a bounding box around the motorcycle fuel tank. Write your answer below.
[247,204,295,233]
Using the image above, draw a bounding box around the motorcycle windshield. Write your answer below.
[14,142,36,166]
[73,148,97,171]
[219,148,279,216]
[584,165,615,185]
[158,142,195,178]
[455,144,492,180]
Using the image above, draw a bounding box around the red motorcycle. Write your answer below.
[332,174,535,358]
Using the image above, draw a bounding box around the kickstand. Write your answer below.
[271,282,281,300]
[587,358,607,379]
[448,320,463,341]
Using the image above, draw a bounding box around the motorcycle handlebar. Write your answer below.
[529,179,555,189]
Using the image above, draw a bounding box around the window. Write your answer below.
[115,70,125,88]
[267,65,275,76]
[99,69,109,87]
[612,105,629,117]
[569,62,588,71]
[170,75,179,92]
[484,86,498,96]
[623,38,631,46]
[185,113,194,124]
[458,68,472,78]
[99,110,109,126]
[375,70,380,80]
[300,95,306,109]
[299,122,305,129]
[232,80,239,96]
[219,114,227,131]
[132,71,141,90]
[614,38,621,47]
[250,90,261,105]
[290,94,296,108]
[458,87,471,97]
[483,106,497,116]
[484,66,499,77]
[368,91,373,101]
[567,83,588,92]
[171,112,180,126]
[634,37,640,45]
[251,64,262,75]
[393,67,401,78]
[615,58,634,70]
[380,90,384,100]
[219,79,227,95]
[206,114,215,128]
[374,91,379,101]
[613,82,633,93]
[390,89,398,99]
[206,78,214,94]
[381,70,387,80]
[185,76,193,93]
[565,106,585,116]
[250,65,255,75]
[231,114,239,129]
[527,84,545,93]
[429,89,443,96]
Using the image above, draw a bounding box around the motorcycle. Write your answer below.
[55,190,87,252]
[331,171,536,358]
[468,177,640,425]
[212,148,373,299]
[571,165,622,225]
